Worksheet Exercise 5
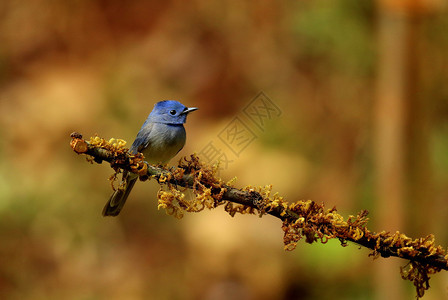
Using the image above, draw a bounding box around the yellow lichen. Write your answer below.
[90,135,128,152]
[156,154,227,219]
[226,177,238,186]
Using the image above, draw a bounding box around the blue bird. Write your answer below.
[103,100,198,216]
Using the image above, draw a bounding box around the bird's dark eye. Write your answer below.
[169,110,176,115]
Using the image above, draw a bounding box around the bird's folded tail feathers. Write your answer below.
[102,177,137,217]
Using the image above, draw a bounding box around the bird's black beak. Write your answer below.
[180,107,198,115]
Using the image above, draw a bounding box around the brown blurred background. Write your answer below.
[0,0,447,299]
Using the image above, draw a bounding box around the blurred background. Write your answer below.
[0,0,447,299]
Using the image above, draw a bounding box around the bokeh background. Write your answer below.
[0,0,447,299]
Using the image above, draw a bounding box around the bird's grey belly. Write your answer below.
[141,124,186,164]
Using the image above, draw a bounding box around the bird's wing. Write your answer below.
[130,122,154,154]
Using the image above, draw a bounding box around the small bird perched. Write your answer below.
[103,100,198,216]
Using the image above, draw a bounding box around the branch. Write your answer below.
[70,132,447,298]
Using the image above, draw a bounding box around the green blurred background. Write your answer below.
[0,0,447,299]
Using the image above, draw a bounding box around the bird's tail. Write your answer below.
[102,175,137,217]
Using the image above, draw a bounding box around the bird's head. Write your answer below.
[148,100,198,125]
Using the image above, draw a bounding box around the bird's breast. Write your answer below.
[141,123,186,164]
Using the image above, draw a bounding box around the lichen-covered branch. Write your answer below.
[70,132,448,298]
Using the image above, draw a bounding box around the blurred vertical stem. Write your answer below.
[374,8,407,300]
[374,0,437,299]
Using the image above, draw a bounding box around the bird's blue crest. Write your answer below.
[147,100,195,125]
